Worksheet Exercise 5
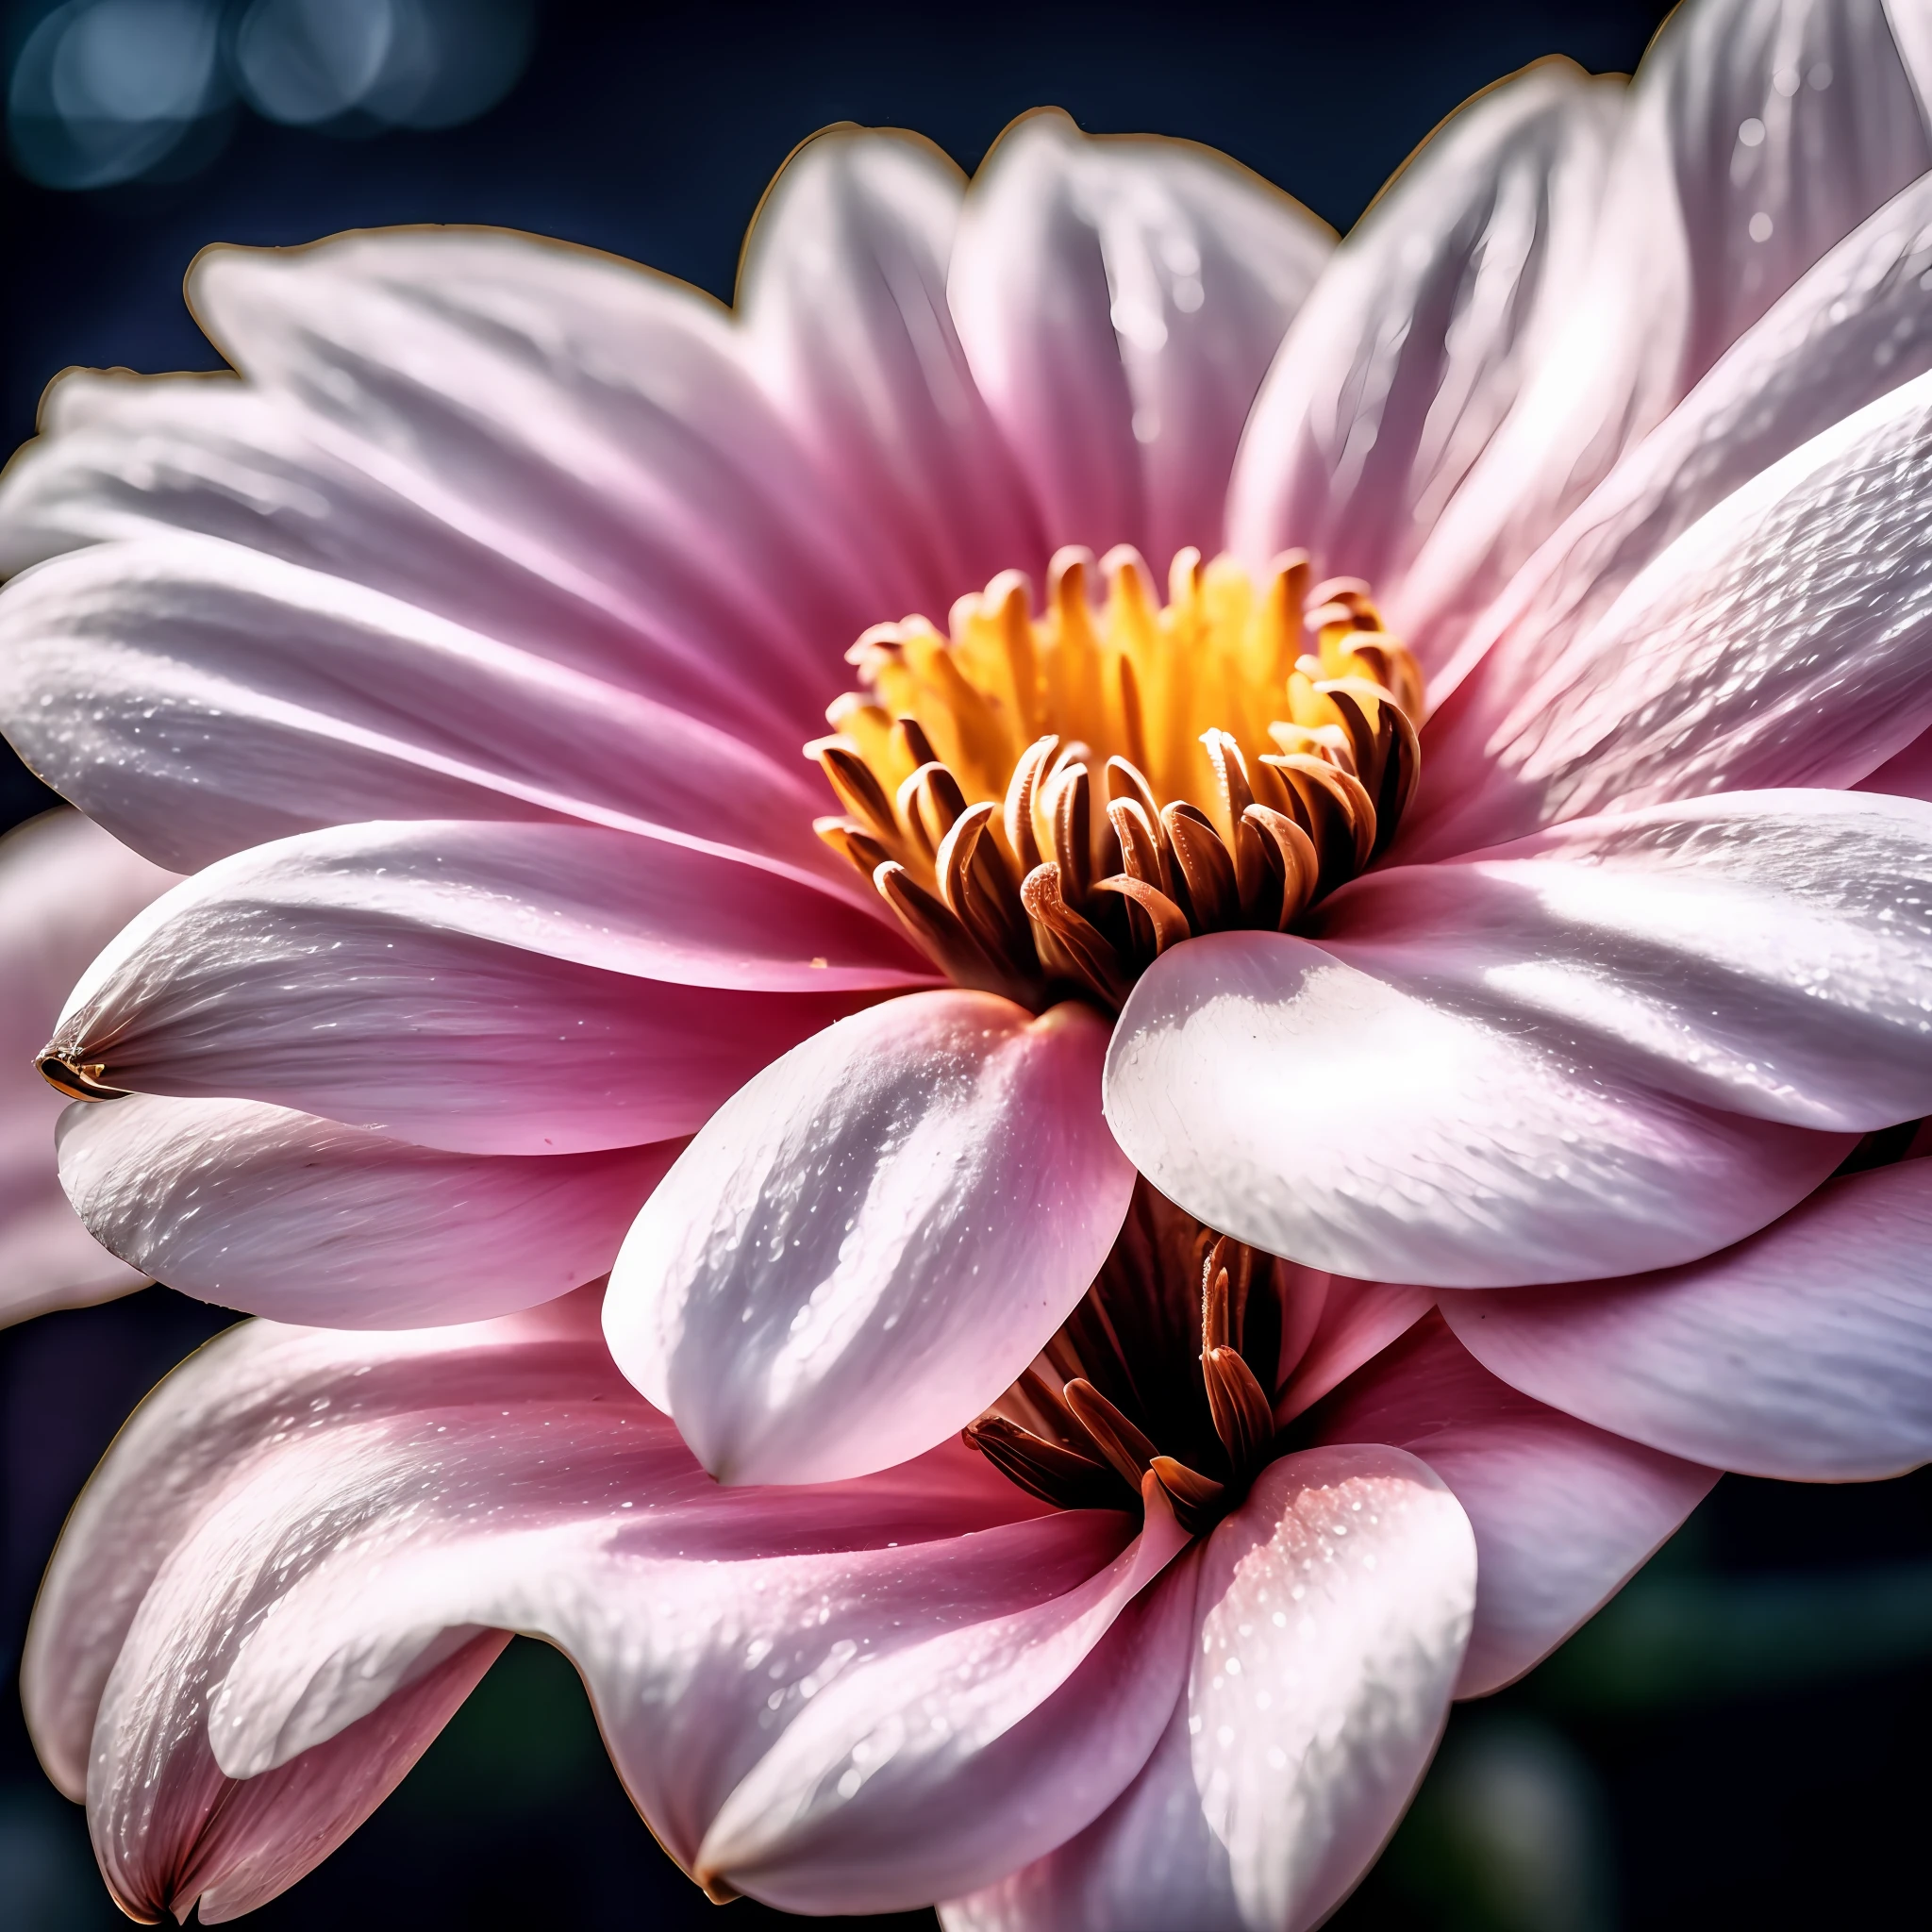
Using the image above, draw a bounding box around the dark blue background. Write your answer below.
[4,4,1929,1926]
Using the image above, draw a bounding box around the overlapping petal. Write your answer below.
[0,535,855,877]
[950,110,1331,567]
[57,1093,681,1326]
[25,1291,1218,1921]
[1409,366,1932,861]
[42,820,899,1156]
[179,227,894,744]
[1105,929,1848,1289]
[1227,58,1621,637]
[1441,1158,1932,1480]
[944,1447,1476,1932]
[606,991,1135,1483]
[0,809,176,1322]
[739,126,1050,616]
[1311,1314,1716,1697]
[1398,0,1932,644]
[1319,792,1932,1133]
[1419,165,1932,713]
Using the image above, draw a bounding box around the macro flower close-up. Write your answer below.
[2,0,1931,1924]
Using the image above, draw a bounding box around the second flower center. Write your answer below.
[808,543,1423,1009]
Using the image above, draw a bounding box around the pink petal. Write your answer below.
[694,1496,1194,1913]
[946,1446,1476,1932]
[1857,724,1932,803]
[1417,164,1932,719]
[1405,368,1932,863]
[0,371,828,764]
[1311,1314,1716,1697]
[58,1093,680,1326]
[0,534,849,877]
[740,126,1049,618]
[605,992,1135,1483]
[0,809,175,1323]
[1105,930,1850,1288]
[108,1630,508,1926]
[950,110,1331,565]
[1394,0,1932,653]
[1277,1278,1435,1423]
[1320,792,1932,1133]
[182,228,895,748]
[44,824,891,1155]
[1227,58,1621,643]
[940,1695,1235,1932]
[1441,1158,1932,1480]
[30,1289,1177,1920]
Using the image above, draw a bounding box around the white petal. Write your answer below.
[1322,791,1932,1133]
[0,810,175,1323]
[1411,366,1932,862]
[952,1447,1476,1931]
[1106,930,1848,1289]
[606,991,1135,1482]
[1311,1314,1715,1696]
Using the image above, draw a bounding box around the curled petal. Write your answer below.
[1321,792,1932,1133]
[0,810,176,1323]
[1421,162,1932,714]
[44,822,887,1155]
[1409,368,1932,861]
[945,1445,1475,1932]
[1106,929,1848,1288]
[1311,1314,1715,1696]
[1399,0,1932,651]
[606,991,1135,1483]
[27,1292,1193,1920]
[1441,1158,1932,1480]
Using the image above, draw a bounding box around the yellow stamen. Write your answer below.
[809,545,1424,1010]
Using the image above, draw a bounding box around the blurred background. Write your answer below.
[4,1,1931,1925]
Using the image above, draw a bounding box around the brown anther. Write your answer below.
[1241,806,1321,929]
[969,1181,1291,1538]
[1161,803,1240,931]
[1045,761,1094,903]
[808,739,900,846]
[962,1414,1125,1511]
[895,760,968,862]
[892,714,940,771]
[38,1054,126,1103]
[937,802,1034,969]
[874,862,1021,1003]
[1091,874,1191,958]
[1106,795,1169,893]
[1003,735,1058,874]
[1020,864,1133,1007]
[1148,1456,1227,1535]
[1062,1377,1159,1489]
[813,816,894,878]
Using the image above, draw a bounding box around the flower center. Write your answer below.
[964,1181,1285,1535]
[809,543,1423,1009]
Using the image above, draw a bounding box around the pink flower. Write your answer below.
[7,0,1932,1920]
[25,1276,1710,1925]
[0,808,175,1322]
